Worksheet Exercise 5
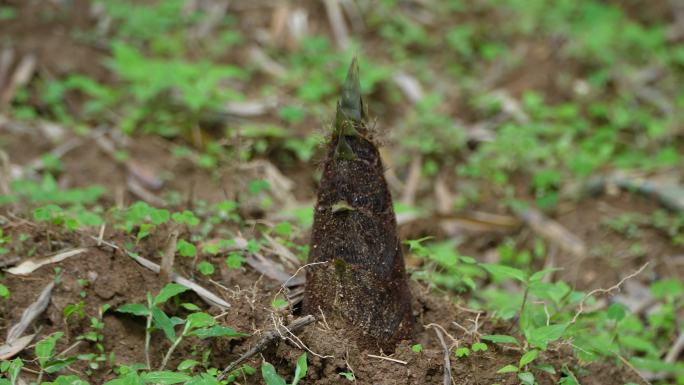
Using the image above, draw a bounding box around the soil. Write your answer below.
[0,225,646,385]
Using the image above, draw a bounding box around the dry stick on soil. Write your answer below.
[392,71,425,104]
[6,281,54,342]
[665,332,684,364]
[400,155,422,206]
[323,0,350,50]
[0,48,15,89]
[616,354,652,385]
[512,205,586,258]
[366,354,408,365]
[192,0,228,38]
[87,234,232,309]
[95,224,106,247]
[23,129,107,175]
[0,334,35,360]
[0,255,20,268]
[0,150,11,197]
[271,313,333,360]
[248,46,287,78]
[570,263,649,324]
[129,253,231,309]
[127,176,166,207]
[584,172,684,213]
[159,226,180,282]
[0,281,54,359]
[7,248,89,276]
[217,315,316,380]
[222,98,278,118]
[0,54,36,106]
[428,325,454,385]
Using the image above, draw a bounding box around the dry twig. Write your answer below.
[428,325,454,385]
[6,281,54,342]
[323,0,350,50]
[664,332,684,364]
[159,226,180,282]
[0,281,54,359]
[570,263,649,324]
[513,206,586,258]
[0,54,36,106]
[129,253,231,309]
[7,248,88,276]
[585,172,684,213]
[217,315,316,380]
[366,354,407,365]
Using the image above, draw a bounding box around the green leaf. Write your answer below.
[274,222,293,237]
[103,369,143,385]
[117,303,150,317]
[525,324,566,350]
[607,303,626,321]
[529,268,561,283]
[411,344,423,353]
[631,357,684,374]
[518,371,535,385]
[154,283,190,306]
[186,312,216,330]
[172,210,200,226]
[184,373,220,385]
[261,362,286,385]
[534,363,556,374]
[619,335,659,357]
[481,334,520,346]
[44,357,77,373]
[0,284,9,298]
[191,325,247,339]
[6,358,22,384]
[271,298,288,309]
[36,332,64,368]
[471,342,488,352]
[196,261,215,276]
[151,307,177,343]
[519,349,539,368]
[650,279,684,299]
[528,281,571,305]
[225,252,244,269]
[180,303,202,311]
[202,243,220,255]
[339,371,355,381]
[497,364,519,373]
[177,239,197,257]
[43,375,90,385]
[137,223,154,241]
[149,209,170,225]
[177,359,199,371]
[480,263,527,282]
[292,352,308,385]
[141,371,190,384]
[455,347,470,358]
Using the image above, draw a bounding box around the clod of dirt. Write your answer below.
[303,58,414,352]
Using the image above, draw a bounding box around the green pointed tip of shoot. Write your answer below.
[338,57,365,125]
[333,134,356,161]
